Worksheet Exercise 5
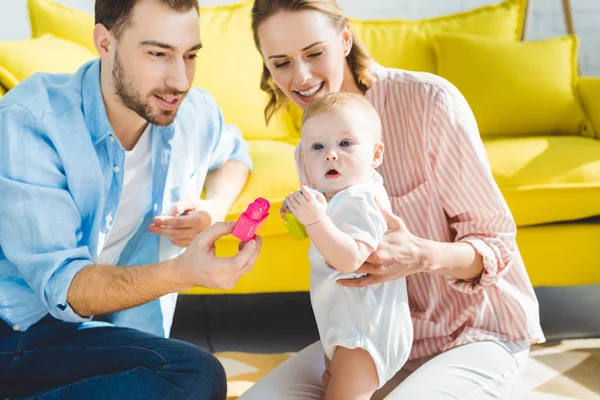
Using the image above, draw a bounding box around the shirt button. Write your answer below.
[113,166,121,173]
[105,215,113,223]
[109,136,115,143]
[13,325,20,331]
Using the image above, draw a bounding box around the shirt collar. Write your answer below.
[81,59,115,145]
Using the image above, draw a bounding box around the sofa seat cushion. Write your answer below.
[225,140,300,239]
[225,136,600,238]
[485,136,600,226]
[518,222,600,286]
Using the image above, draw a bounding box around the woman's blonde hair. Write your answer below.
[251,0,373,125]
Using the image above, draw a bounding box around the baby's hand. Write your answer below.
[279,202,291,219]
[284,185,327,226]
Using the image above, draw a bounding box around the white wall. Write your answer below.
[0,0,598,76]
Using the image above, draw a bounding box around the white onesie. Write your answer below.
[308,171,413,388]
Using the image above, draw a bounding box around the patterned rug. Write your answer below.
[215,338,600,399]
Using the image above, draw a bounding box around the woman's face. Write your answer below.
[257,10,352,111]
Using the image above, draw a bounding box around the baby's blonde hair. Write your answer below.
[301,92,382,141]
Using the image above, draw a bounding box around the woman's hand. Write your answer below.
[336,206,430,287]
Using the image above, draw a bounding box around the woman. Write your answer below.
[241,1,545,398]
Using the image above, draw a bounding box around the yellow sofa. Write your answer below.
[1,0,599,293]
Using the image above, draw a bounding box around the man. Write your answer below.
[0,0,260,398]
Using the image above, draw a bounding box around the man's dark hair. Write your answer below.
[95,0,200,39]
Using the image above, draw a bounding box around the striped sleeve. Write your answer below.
[427,80,517,293]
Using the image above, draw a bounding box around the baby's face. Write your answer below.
[301,106,382,198]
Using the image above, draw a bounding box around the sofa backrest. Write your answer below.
[350,0,525,73]
[4,0,593,141]
[276,0,529,141]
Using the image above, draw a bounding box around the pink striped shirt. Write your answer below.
[296,63,545,360]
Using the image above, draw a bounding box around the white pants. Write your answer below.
[238,340,530,400]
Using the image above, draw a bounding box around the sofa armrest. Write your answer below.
[579,77,600,138]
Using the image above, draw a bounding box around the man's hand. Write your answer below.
[177,221,262,291]
[148,199,227,247]
[67,220,260,317]
[284,185,327,226]
[336,205,427,287]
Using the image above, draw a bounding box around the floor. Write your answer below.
[170,286,600,399]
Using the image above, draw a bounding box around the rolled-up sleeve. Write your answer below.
[207,101,252,171]
[427,82,517,294]
[0,105,92,322]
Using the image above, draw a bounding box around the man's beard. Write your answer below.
[113,50,185,126]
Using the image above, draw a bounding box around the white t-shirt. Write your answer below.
[308,170,413,388]
[98,126,153,265]
[309,170,390,285]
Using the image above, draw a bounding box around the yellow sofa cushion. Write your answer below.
[196,1,289,141]
[0,34,96,90]
[278,0,528,140]
[484,135,600,227]
[433,33,592,137]
[351,0,525,73]
[0,85,5,98]
[579,77,600,139]
[199,135,600,295]
[189,141,308,295]
[28,0,96,53]
[192,222,600,293]
[518,223,600,287]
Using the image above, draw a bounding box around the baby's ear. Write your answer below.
[372,142,384,168]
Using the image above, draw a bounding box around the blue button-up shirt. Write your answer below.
[0,59,252,336]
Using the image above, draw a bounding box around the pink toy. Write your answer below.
[232,198,270,242]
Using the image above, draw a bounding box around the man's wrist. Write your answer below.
[161,256,194,292]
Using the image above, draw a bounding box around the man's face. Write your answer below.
[110,0,201,126]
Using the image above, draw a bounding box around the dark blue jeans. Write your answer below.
[0,315,226,400]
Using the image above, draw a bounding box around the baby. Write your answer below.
[283,92,413,399]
